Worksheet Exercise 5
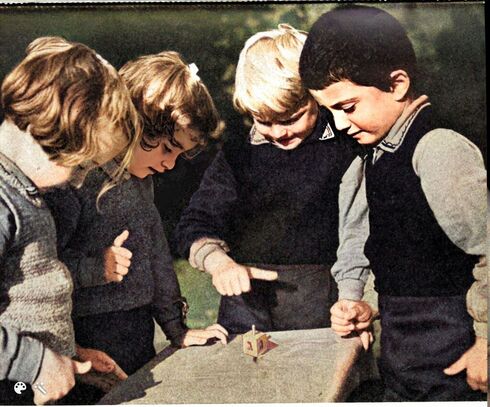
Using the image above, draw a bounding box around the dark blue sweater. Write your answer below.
[175,107,357,265]
[365,107,478,296]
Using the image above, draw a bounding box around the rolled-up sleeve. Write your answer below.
[331,157,371,301]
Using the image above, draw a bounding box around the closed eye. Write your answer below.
[162,141,173,153]
[256,119,272,127]
[341,103,356,114]
[278,117,300,126]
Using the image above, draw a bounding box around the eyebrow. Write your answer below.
[256,105,308,125]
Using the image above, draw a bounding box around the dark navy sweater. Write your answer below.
[174,107,357,265]
[365,107,478,296]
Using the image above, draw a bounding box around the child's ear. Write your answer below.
[389,70,410,101]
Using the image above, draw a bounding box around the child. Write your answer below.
[0,36,140,404]
[299,6,487,401]
[43,51,228,389]
[174,25,357,334]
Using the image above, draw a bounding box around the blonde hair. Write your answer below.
[1,36,141,173]
[234,24,311,121]
[119,51,223,151]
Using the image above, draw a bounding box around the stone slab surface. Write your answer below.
[100,328,376,404]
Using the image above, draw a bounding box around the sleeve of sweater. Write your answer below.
[43,187,107,289]
[0,199,44,383]
[413,129,487,338]
[173,150,239,260]
[330,156,371,300]
[151,220,188,347]
[0,324,44,383]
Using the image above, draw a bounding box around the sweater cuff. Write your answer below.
[163,319,189,348]
[337,279,366,301]
[78,255,107,287]
[8,336,45,384]
[474,321,487,339]
[189,238,230,271]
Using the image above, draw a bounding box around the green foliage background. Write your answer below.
[0,3,485,342]
[0,3,485,154]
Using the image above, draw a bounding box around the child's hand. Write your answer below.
[182,324,229,347]
[76,345,128,379]
[444,336,488,392]
[104,230,132,283]
[205,250,277,296]
[33,347,92,405]
[330,299,374,350]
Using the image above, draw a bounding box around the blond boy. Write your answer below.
[175,25,357,334]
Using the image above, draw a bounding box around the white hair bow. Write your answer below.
[188,63,200,81]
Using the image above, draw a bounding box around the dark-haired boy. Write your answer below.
[299,6,487,402]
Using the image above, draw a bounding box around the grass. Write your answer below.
[153,259,220,352]
[173,259,221,328]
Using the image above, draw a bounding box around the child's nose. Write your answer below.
[270,124,287,139]
[332,111,350,132]
[161,153,179,171]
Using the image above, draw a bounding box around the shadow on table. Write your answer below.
[99,346,179,405]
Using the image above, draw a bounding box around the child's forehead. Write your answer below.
[311,80,363,106]
[252,99,309,122]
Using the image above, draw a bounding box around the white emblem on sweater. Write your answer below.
[319,123,335,140]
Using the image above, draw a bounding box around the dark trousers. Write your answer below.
[218,264,337,334]
[74,305,156,376]
[378,294,483,401]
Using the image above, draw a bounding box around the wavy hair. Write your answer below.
[119,51,223,152]
[1,36,142,174]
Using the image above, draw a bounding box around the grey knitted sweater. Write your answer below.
[0,151,75,383]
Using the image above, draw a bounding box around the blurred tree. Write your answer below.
[0,2,485,256]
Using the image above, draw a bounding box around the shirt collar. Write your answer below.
[0,121,41,195]
[248,106,335,146]
[377,95,431,154]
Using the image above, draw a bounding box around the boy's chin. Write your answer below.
[355,134,384,147]
[127,167,151,179]
[272,137,303,150]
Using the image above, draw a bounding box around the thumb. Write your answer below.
[113,364,129,380]
[113,230,129,247]
[248,267,278,281]
[444,354,467,376]
[73,360,92,375]
[359,331,372,351]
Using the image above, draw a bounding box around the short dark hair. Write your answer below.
[300,6,417,92]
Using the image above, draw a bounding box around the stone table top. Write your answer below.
[100,327,376,404]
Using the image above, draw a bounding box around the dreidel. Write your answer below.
[242,325,269,358]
